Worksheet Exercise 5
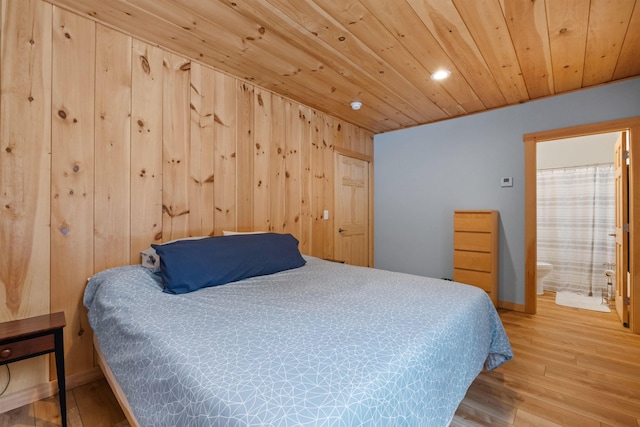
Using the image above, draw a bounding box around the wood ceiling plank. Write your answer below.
[546,0,590,92]
[46,0,264,81]
[583,0,635,86]
[231,0,441,126]
[452,0,530,104]
[40,0,640,132]
[406,0,507,109]
[252,0,448,124]
[45,0,395,132]
[122,0,319,84]
[44,0,291,101]
[128,0,408,129]
[359,0,486,114]
[127,0,323,83]
[313,0,463,118]
[613,0,640,80]
[170,0,417,128]
[500,0,554,99]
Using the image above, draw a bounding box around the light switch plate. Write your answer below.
[501,177,513,187]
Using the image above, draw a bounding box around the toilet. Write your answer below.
[537,262,553,295]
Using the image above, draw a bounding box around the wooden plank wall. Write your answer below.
[0,0,373,397]
[0,0,52,395]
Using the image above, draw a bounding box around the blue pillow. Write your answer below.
[151,233,306,294]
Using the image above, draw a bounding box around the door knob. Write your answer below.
[338,228,345,233]
[608,233,616,237]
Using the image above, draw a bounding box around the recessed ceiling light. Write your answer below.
[430,69,451,81]
[350,101,362,110]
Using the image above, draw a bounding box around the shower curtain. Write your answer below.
[537,164,615,295]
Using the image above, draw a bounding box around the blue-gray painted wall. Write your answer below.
[374,77,640,305]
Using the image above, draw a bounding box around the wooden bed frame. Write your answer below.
[94,336,141,427]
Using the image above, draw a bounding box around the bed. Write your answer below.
[84,233,512,427]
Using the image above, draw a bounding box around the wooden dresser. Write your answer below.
[453,210,499,306]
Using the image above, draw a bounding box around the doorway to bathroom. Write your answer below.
[536,133,620,314]
[523,117,639,333]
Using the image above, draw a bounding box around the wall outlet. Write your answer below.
[501,177,513,187]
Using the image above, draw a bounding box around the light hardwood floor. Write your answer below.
[2,292,639,426]
[0,378,129,427]
[454,292,640,426]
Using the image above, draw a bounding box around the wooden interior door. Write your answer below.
[614,132,629,326]
[334,153,369,266]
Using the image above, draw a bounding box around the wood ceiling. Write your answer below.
[45,0,640,133]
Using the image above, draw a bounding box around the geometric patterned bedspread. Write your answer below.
[84,256,512,427]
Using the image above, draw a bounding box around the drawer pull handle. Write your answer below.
[0,348,12,359]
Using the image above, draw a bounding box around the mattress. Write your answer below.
[84,256,512,426]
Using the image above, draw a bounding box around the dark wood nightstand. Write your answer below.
[0,312,66,427]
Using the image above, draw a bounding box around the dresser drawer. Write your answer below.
[0,335,54,364]
[454,250,492,272]
[453,269,495,293]
[454,213,495,232]
[454,231,492,252]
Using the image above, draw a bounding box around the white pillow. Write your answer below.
[222,230,268,236]
[140,236,209,272]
